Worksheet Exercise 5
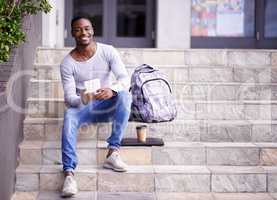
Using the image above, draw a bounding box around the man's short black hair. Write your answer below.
[71,15,92,29]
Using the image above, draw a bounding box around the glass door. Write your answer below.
[256,0,277,48]
[64,0,155,47]
[109,0,155,47]
[65,0,107,46]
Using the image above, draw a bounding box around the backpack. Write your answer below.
[129,64,177,123]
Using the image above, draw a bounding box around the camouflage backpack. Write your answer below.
[129,64,177,122]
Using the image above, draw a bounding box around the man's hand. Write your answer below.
[95,88,115,100]
[80,88,115,104]
[80,90,94,105]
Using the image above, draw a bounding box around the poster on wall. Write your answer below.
[216,0,244,36]
[191,0,245,37]
[191,0,217,36]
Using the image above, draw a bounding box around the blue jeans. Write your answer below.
[61,91,132,172]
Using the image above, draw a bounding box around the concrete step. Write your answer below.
[18,140,277,166]
[23,118,277,143]
[29,79,277,101]
[26,98,277,120]
[33,64,188,83]
[15,164,277,193]
[33,63,277,83]
[11,191,277,200]
[156,193,277,200]
[35,48,276,67]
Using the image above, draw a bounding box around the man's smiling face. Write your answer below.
[71,18,94,46]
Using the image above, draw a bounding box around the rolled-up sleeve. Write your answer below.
[60,63,81,107]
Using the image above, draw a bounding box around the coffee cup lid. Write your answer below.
[136,125,147,129]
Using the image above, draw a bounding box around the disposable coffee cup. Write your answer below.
[136,125,147,143]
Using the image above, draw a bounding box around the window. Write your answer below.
[191,0,277,49]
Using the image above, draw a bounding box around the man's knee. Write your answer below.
[63,108,79,125]
[116,91,132,105]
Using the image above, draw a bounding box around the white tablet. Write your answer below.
[84,78,101,94]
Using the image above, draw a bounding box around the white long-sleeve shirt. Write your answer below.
[60,43,130,107]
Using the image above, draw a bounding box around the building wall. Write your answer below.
[156,0,191,49]
[43,0,192,49]
[42,0,64,47]
[0,14,42,200]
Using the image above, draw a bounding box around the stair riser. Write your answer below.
[16,172,96,192]
[11,192,277,200]
[19,148,96,165]
[19,145,277,166]
[33,65,277,85]
[30,81,277,101]
[34,67,189,83]
[15,172,274,193]
[35,49,275,67]
[24,121,277,143]
[36,49,188,65]
[26,100,277,121]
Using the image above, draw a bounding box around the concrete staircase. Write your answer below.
[12,48,277,200]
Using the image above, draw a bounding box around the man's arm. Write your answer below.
[93,46,129,101]
[60,63,81,107]
[108,46,130,92]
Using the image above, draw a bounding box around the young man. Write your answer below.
[60,16,132,197]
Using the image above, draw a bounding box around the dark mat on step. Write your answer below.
[121,137,164,146]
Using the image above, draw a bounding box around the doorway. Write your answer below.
[191,0,277,49]
[65,0,155,47]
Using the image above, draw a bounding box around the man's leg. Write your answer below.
[62,108,81,173]
[78,90,132,171]
[62,90,131,175]
[61,107,81,197]
[106,91,132,152]
[101,91,132,172]
[61,100,114,172]
[61,98,116,197]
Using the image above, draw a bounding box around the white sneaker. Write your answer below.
[103,151,128,172]
[61,175,78,197]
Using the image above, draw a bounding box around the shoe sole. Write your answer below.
[103,163,127,172]
[61,191,77,198]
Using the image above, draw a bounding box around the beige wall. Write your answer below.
[42,0,64,47]
[0,14,42,200]
[156,0,191,49]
